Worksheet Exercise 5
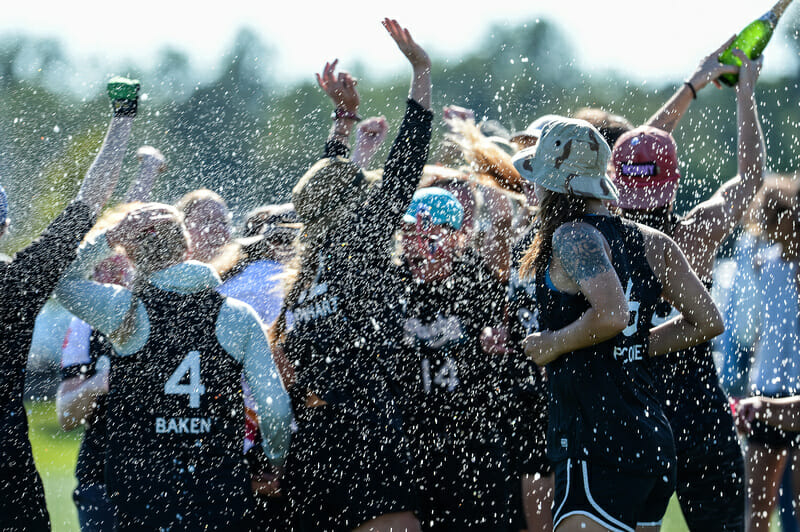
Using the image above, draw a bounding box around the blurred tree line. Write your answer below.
[1,18,799,255]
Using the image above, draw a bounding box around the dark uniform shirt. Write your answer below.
[392,250,506,439]
[644,212,737,453]
[535,214,674,474]
[0,201,94,531]
[285,99,433,423]
[106,283,253,528]
[61,330,114,487]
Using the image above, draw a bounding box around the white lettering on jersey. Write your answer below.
[613,344,644,364]
[155,417,213,434]
[403,315,465,349]
[622,279,640,337]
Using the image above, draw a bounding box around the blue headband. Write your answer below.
[403,187,464,230]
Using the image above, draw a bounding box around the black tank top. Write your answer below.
[105,283,252,522]
[393,252,506,440]
[535,215,675,474]
[636,211,737,453]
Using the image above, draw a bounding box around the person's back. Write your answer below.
[107,282,253,529]
[536,214,672,472]
[54,203,291,531]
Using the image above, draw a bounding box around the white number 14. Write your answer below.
[165,351,206,408]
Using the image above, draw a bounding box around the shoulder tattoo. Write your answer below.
[553,223,613,282]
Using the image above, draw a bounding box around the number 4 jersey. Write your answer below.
[106,283,253,526]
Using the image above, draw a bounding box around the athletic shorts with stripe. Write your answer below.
[552,459,676,532]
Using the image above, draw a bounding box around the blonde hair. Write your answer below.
[444,117,524,194]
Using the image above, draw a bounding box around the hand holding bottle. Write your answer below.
[732,48,763,95]
[688,35,741,91]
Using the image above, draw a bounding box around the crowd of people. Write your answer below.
[1,16,798,532]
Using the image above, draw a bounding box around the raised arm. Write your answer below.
[647,232,724,357]
[645,36,739,134]
[350,19,434,249]
[383,17,431,110]
[673,50,765,278]
[124,146,166,202]
[524,222,628,366]
[77,77,139,214]
[7,78,138,307]
[317,60,360,157]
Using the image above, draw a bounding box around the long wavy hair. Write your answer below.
[519,190,589,279]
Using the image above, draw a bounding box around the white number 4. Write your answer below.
[165,351,206,408]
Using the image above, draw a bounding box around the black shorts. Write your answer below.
[552,459,675,532]
[748,417,800,448]
[285,405,418,532]
[675,436,745,531]
[410,432,512,531]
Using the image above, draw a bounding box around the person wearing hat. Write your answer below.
[391,187,513,529]
[511,117,723,532]
[0,76,138,531]
[277,18,433,531]
[509,114,562,151]
[610,49,764,532]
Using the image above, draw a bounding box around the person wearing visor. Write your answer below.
[610,49,764,532]
[393,187,513,530]
[511,117,723,532]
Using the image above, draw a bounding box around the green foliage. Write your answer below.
[0,19,798,254]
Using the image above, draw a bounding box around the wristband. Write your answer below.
[684,81,697,100]
[332,108,362,122]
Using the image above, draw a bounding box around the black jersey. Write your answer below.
[641,211,736,452]
[105,283,252,526]
[285,99,433,423]
[61,330,114,487]
[392,250,506,438]
[535,214,674,474]
[507,227,548,402]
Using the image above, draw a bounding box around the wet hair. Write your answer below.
[129,220,188,275]
[572,108,633,149]
[270,237,322,345]
[519,191,589,279]
[174,188,229,218]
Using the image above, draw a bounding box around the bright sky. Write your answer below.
[3,0,799,92]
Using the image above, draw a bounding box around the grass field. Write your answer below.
[26,399,779,532]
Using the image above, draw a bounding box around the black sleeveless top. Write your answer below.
[535,215,674,474]
[61,330,114,487]
[392,251,507,440]
[636,211,737,453]
[105,283,252,520]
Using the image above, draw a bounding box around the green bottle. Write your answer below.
[719,0,794,86]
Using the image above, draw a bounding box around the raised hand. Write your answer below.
[381,18,432,110]
[382,18,431,71]
[443,105,475,123]
[689,35,740,90]
[352,116,389,168]
[136,146,167,174]
[733,48,763,95]
[315,59,360,113]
